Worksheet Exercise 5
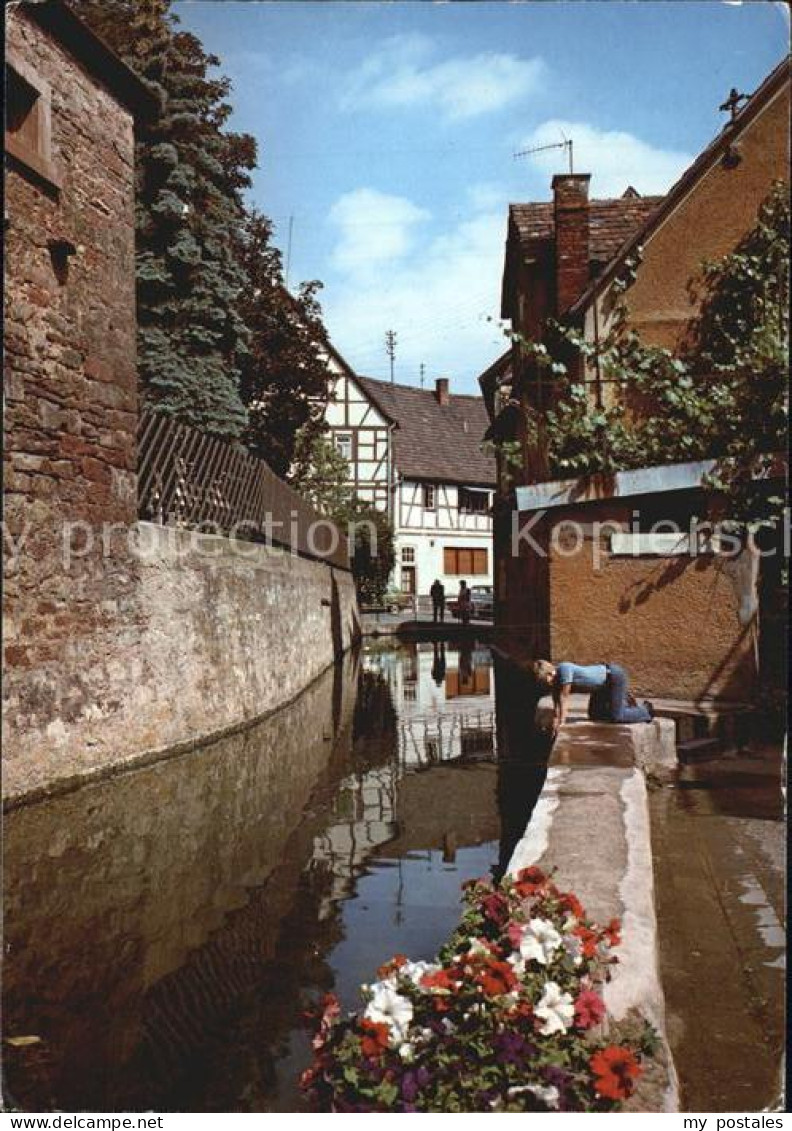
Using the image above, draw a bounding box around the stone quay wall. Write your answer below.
[3,7,360,804]
[4,522,360,803]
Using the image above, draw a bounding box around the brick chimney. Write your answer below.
[435,377,450,406]
[552,173,591,314]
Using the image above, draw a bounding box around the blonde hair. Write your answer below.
[531,660,556,689]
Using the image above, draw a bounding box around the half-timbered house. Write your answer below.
[325,371,496,597]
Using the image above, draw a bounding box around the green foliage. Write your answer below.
[237,210,334,478]
[504,183,789,529]
[344,500,395,606]
[72,0,256,438]
[291,431,354,518]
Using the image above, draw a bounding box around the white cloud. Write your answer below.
[329,188,430,275]
[341,34,546,122]
[323,187,510,391]
[518,120,692,197]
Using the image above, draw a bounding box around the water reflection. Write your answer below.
[3,640,550,1112]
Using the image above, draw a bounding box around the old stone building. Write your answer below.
[487,57,790,702]
[4,1,154,772]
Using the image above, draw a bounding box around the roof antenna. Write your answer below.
[515,135,574,174]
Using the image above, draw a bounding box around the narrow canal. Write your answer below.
[3,639,550,1113]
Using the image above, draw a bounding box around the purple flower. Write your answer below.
[495,1030,527,1065]
[401,1072,419,1103]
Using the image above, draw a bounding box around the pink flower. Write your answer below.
[574,988,606,1029]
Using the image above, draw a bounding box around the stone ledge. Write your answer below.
[535,692,677,775]
[507,763,679,1112]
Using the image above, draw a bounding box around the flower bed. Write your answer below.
[301,866,657,1112]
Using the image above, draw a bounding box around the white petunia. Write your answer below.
[466,937,491,957]
[364,984,414,1042]
[519,918,562,966]
[508,1083,560,1109]
[535,981,575,1036]
[402,959,439,986]
[507,952,527,979]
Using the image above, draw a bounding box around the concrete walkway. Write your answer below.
[649,745,785,1112]
[506,703,679,1112]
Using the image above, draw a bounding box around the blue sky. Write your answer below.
[176,1,788,393]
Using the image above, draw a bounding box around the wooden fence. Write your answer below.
[137,409,350,569]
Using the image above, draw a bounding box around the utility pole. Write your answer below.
[385,329,397,384]
[419,362,425,389]
[285,215,294,289]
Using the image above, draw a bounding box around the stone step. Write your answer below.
[676,736,724,764]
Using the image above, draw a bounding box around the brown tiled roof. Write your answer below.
[510,193,664,267]
[357,376,496,487]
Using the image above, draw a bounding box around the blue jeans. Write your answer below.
[590,664,651,724]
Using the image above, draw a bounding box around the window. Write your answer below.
[443,547,488,576]
[5,59,58,189]
[423,484,436,511]
[401,546,415,563]
[334,433,353,461]
[459,488,491,515]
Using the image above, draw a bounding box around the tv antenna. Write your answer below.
[385,329,397,383]
[515,135,574,174]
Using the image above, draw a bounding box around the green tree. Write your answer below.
[291,431,353,518]
[343,499,395,606]
[236,210,334,477]
[72,0,256,438]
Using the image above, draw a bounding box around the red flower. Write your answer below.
[420,967,458,993]
[359,1020,390,1058]
[475,958,518,997]
[574,989,606,1029]
[507,998,534,1022]
[481,892,510,925]
[376,953,408,979]
[590,1046,642,1100]
[573,924,600,958]
[558,890,585,920]
[603,918,622,947]
[513,866,548,897]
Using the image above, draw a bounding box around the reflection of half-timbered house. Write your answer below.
[325,370,495,596]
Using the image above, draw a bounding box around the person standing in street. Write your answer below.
[430,578,445,624]
[458,580,472,626]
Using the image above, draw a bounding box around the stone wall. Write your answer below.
[3,524,360,802]
[4,7,139,685]
[547,497,758,703]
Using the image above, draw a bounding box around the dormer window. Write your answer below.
[5,56,59,190]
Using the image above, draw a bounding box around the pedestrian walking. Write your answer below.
[531,659,654,735]
[457,580,472,626]
[430,578,445,623]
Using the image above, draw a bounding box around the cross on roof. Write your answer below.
[719,87,749,121]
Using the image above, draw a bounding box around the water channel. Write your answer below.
[3,638,551,1112]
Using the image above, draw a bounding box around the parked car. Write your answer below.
[449,585,493,620]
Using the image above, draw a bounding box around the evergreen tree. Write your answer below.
[72,0,256,438]
[237,210,335,478]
